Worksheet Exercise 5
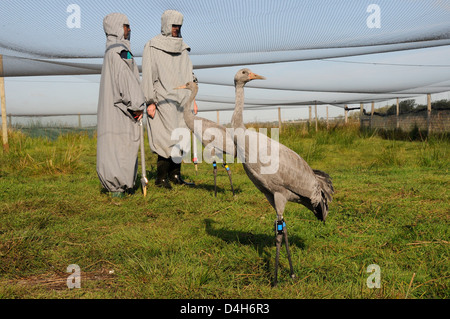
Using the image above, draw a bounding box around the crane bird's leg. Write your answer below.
[222,162,235,196]
[212,149,217,197]
[274,219,284,287]
[273,218,295,286]
[282,221,295,280]
[213,160,217,197]
[272,193,295,286]
[192,132,198,175]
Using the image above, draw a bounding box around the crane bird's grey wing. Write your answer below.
[240,130,333,221]
[276,143,334,221]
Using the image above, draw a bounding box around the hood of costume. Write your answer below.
[149,10,190,53]
[103,12,131,53]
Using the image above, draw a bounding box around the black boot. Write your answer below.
[169,159,195,186]
[155,155,172,189]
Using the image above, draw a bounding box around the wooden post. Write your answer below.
[396,97,400,129]
[370,101,375,129]
[278,107,282,133]
[314,101,318,132]
[326,105,329,130]
[0,55,8,152]
[78,113,82,128]
[344,105,348,125]
[8,114,12,127]
[427,93,431,135]
[360,102,364,129]
[216,110,220,124]
[308,106,312,130]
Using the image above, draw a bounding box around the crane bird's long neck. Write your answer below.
[232,82,246,129]
[183,86,198,131]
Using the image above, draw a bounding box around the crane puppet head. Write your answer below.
[234,68,266,86]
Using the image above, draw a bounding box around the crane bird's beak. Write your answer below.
[249,72,266,80]
[174,85,187,90]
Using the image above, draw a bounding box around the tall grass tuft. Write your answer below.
[418,137,449,168]
[1,129,84,176]
[370,141,407,167]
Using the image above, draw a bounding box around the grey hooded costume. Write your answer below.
[141,10,195,186]
[142,10,194,158]
[96,13,145,194]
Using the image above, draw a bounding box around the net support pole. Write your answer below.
[396,98,400,129]
[326,106,329,130]
[427,93,431,135]
[0,55,8,152]
[360,103,364,129]
[278,107,282,133]
[216,110,219,124]
[344,105,348,125]
[308,106,312,130]
[370,101,374,129]
[314,101,318,132]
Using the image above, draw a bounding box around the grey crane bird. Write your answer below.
[175,82,236,196]
[231,68,334,286]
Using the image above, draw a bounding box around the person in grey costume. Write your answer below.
[142,9,197,189]
[97,13,145,197]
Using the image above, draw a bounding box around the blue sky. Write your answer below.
[2,0,450,125]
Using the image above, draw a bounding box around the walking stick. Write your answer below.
[140,114,148,197]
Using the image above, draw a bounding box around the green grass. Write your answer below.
[0,124,448,299]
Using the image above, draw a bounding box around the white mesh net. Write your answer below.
[1,0,450,114]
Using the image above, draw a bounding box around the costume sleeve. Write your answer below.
[141,42,156,105]
[115,59,145,115]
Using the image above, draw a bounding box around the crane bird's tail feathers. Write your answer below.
[313,170,334,222]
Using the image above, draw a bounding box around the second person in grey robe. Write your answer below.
[97,13,145,197]
[142,9,197,189]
